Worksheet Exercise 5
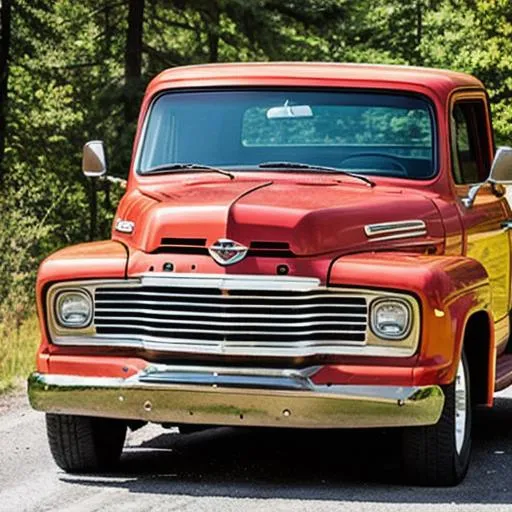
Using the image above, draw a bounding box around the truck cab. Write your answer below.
[29,63,512,486]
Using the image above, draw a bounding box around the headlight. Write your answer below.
[371,299,411,340]
[55,290,93,328]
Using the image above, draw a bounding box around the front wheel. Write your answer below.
[46,414,127,473]
[401,353,472,486]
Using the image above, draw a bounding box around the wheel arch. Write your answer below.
[460,310,493,406]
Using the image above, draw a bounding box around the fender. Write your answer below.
[329,252,493,388]
[35,241,129,371]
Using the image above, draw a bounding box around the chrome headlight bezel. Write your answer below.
[54,289,93,329]
[370,298,413,341]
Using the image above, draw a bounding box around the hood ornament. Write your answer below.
[209,238,248,265]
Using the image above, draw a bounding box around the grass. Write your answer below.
[0,314,40,393]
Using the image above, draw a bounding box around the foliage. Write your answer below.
[0,314,39,392]
[419,0,512,145]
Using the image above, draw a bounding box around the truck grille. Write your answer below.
[94,283,368,356]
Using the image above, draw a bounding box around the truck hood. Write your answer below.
[114,176,444,257]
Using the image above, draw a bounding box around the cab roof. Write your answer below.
[147,62,484,100]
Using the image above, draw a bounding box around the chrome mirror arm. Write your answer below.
[462,183,484,208]
[462,181,506,208]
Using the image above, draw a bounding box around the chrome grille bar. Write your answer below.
[95,299,364,311]
[94,307,367,320]
[95,323,364,336]
[95,290,362,301]
[95,317,365,328]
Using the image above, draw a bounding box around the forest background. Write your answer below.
[0,0,511,390]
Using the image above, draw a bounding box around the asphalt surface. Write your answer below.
[1,388,512,512]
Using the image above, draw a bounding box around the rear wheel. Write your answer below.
[401,353,471,486]
[46,414,127,473]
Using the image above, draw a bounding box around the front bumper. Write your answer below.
[28,365,444,429]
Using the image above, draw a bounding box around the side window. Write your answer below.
[451,100,492,185]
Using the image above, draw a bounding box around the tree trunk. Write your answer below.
[0,0,12,182]
[207,5,220,63]
[89,179,97,241]
[101,179,111,238]
[415,0,423,65]
[200,1,220,63]
[124,0,145,124]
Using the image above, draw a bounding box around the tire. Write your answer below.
[46,414,127,473]
[401,352,472,486]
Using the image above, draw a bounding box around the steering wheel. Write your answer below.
[339,152,408,176]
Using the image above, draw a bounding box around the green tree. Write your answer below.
[0,0,12,181]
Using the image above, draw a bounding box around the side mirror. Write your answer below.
[489,146,512,184]
[463,146,512,208]
[82,140,107,177]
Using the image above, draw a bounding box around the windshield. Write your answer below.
[138,89,436,179]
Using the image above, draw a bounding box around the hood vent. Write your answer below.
[153,238,208,255]
[153,238,295,258]
[248,241,295,258]
[162,237,207,246]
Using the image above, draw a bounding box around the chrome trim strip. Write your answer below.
[96,314,366,328]
[52,335,415,357]
[137,273,321,291]
[94,308,368,320]
[28,371,445,429]
[95,299,363,310]
[141,364,321,378]
[366,230,427,242]
[138,365,316,390]
[96,290,359,300]
[365,220,427,240]
[95,318,366,330]
[365,219,427,235]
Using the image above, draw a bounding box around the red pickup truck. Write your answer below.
[29,63,512,486]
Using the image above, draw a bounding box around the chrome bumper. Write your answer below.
[28,366,444,429]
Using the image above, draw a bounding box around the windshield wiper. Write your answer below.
[143,163,234,180]
[258,161,375,187]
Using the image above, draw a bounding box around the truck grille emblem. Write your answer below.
[208,239,248,265]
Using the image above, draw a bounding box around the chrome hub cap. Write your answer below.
[455,358,467,454]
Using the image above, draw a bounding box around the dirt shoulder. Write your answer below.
[0,382,28,415]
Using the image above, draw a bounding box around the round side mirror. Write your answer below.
[82,140,107,177]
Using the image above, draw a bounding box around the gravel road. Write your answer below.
[1,387,512,512]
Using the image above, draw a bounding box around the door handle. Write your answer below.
[501,220,512,230]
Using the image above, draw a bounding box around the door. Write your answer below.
[451,93,511,352]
